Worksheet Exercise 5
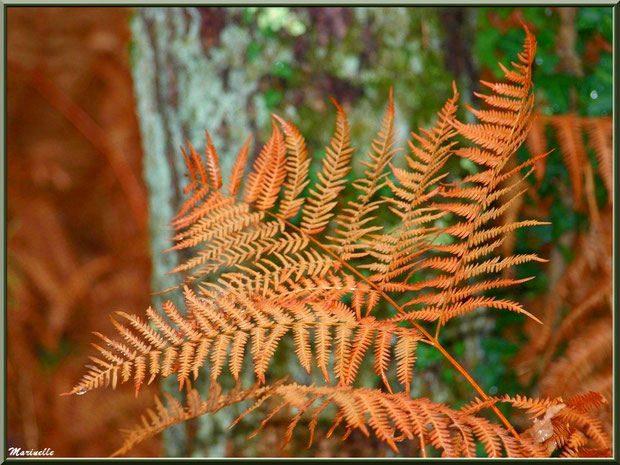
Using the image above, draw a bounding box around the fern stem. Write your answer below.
[265,210,520,439]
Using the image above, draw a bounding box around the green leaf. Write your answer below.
[272,61,293,80]
[264,89,283,109]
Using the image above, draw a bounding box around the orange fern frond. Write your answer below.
[66,28,608,458]
[409,26,547,336]
[65,284,427,395]
[515,207,612,439]
[367,82,459,288]
[204,130,223,190]
[331,88,400,260]
[584,117,613,202]
[111,381,271,457]
[524,114,612,208]
[230,383,556,457]
[228,135,252,197]
[254,122,287,211]
[300,97,354,234]
[272,114,311,219]
[244,124,278,204]
[549,114,586,209]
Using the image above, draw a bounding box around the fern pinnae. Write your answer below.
[549,114,586,209]
[314,312,332,383]
[161,346,178,378]
[331,88,400,260]
[210,333,231,380]
[371,84,459,288]
[255,325,289,383]
[169,201,254,251]
[170,190,230,231]
[334,322,354,384]
[427,27,542,336]
[394,328,419,395]
[244,124,278,203]
[300,97,354,234]
[229,331,249,380]
[177,342,195,390]
[293,321,312,373]
[228,135,252,197]
[204,130,223,190]
[584,117,612,200]
[345,318,375,385]
[255,122,288,212]
[180,144,198,194]
[373,327,393,392]
[272,114,311,219]
[172,219,282,276]
[186,140,209,187]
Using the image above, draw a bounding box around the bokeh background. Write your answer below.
[6,6,613,457]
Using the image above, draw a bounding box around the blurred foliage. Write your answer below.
[7,7,156,457]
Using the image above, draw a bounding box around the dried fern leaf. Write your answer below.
[414,26,546,335]
[300,97,354,234]
[66,289,425,395]
[228,135,252,197]
[230,383,552,457]
[273,114,311,219]
[331,88,400,260]
[111,382,269,457]
[549,114,586,209]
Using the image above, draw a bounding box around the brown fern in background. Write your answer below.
[516,205,612,441]
[7,7,156,457]
[500,112,612,271]
[66,28,611,458]
[512,90,613,443]
[525,114,612,212]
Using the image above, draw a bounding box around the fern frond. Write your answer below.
[539,318,612,398]
[410,26,545,335]
[524,113,548,183]
[300,97,354,234]
[65,28,602,459]
[369,83,459,289]
[244,123,279,204]
[66,285,427,395]
[254,121,287,211]
[463,392,610,455]
[111,382,270,457]
[272,115,311,219]
[584,117,612,202]
[228,136,252,197]
[524,114,612,206]
[549,114,586,209]
[232,383,550,457]
[331,89,400,260]
[173,142,210,223]
[204,130,223,190]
